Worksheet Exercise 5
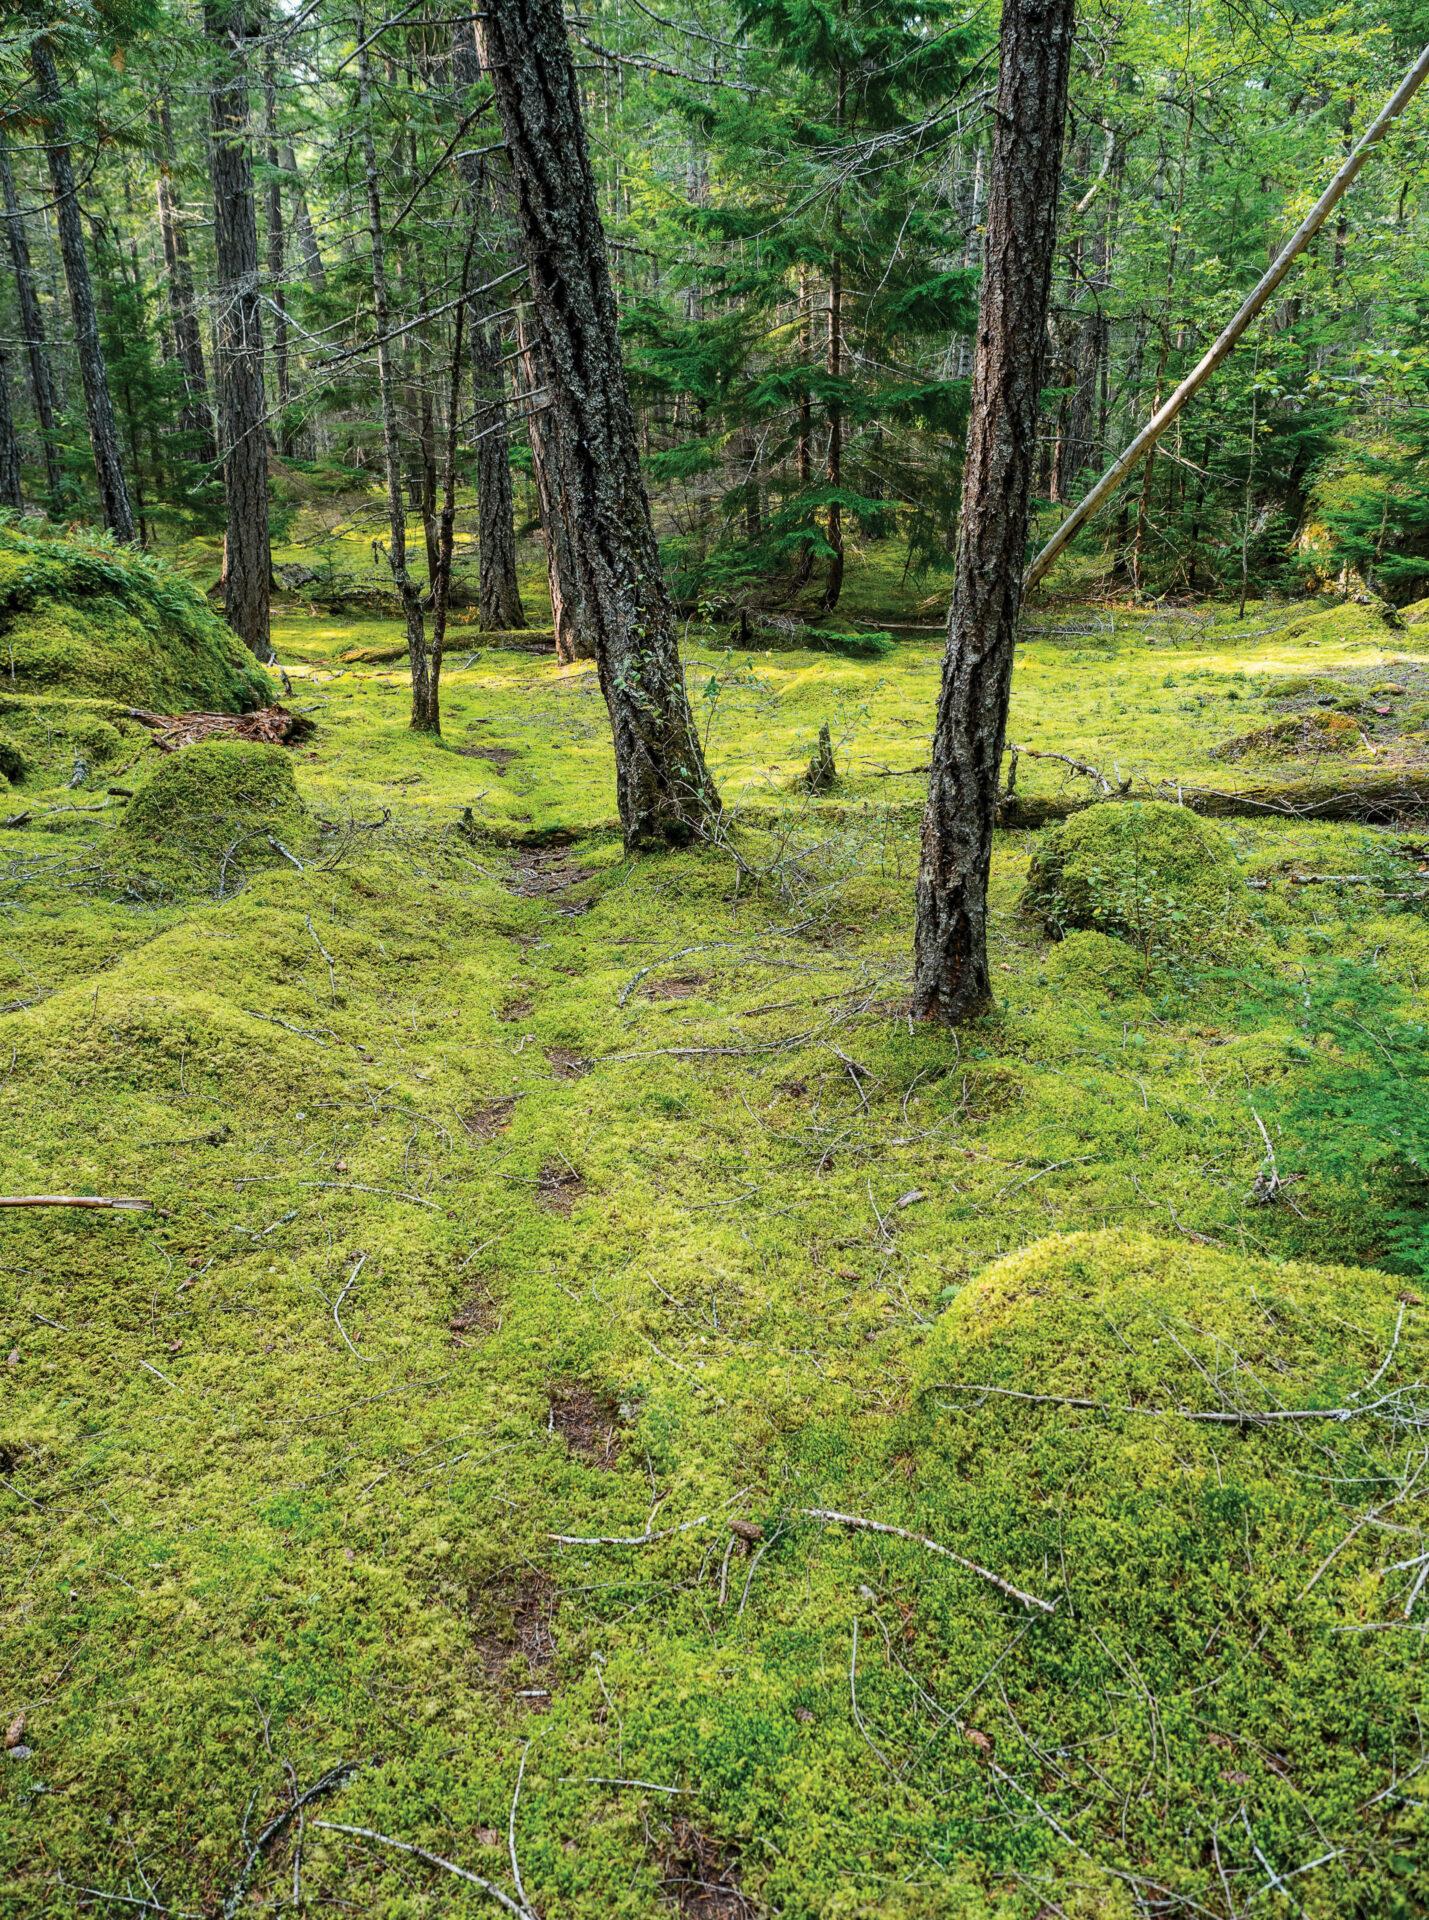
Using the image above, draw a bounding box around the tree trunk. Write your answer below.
[357,36,433,731]
[29,38,135,542]
[821,66,847,613]
[478,0,719,846]
[450,21,527,631]
[0,136,63,515]
[278,144,325,290]
[517,308,591,661]
[153,98,217,466]
[0,339,23,511]
[204,1,271,661]
[911,0,1075,1025]
[262,50,294,459]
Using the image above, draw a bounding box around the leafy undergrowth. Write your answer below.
[2,600,1428,1919]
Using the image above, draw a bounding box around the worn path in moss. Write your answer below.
[2,594,1428,1918]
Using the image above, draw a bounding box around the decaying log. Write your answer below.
[998,767,1429,828]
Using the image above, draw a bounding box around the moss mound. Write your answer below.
[0,524,274,711]
[0,724,30,784]
[1215,708,1367,761]
[1023,800,1245,954]
[1043,926,1151,998]
[1276,599,1395,645]
[117,740,308,892]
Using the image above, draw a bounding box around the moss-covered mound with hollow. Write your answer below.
[1023,799,1245,954]
[0,524,273,711]
[117,740,308,892]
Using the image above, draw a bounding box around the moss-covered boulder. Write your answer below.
[0,725,30,784]
[1023,800,1245,955]
[117,740,308,892]
[0,525,273,712]
[1043,927,1151,998]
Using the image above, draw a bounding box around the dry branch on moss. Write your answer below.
[799,1507,1057,1613]
[126,706,317,751]
[0,1193,149,1210]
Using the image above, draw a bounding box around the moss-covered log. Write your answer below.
[1000,767,1429,828]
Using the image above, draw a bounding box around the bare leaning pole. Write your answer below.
[1025,39,1429,594]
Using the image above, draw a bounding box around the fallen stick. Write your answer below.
[799,1506,1056,1613]
[0,1194,150,1211]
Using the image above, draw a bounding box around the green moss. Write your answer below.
[0,525,274,712]
[1042,926,1152,998]
[1023,800,1246,956]
[117,740,308,892]
[0,724,30,783]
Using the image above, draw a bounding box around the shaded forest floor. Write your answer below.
[3,574,1428,1917]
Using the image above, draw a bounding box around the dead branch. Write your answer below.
[799,1507,1056,1613]
[0,1193,150,1211]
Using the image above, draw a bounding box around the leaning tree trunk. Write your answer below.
[0,137,62,515]
[204,0,272,662]
[357,36,432,731]
[478,0,719,845]
[911,0,1076,1025]
[517,308,592,660]
[29,37,135,542]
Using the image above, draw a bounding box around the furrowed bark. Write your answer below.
[0,135,63,515]
[29,36,135,542]
[205,0,272,661]
[911,0,1076,1024]
[478,0,720,846]
[357,34,432,731]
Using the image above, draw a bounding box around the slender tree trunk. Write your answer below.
[28,37,134,541]
[450,22,527,631]
[357,37,432,730]
[517,308,592,660]
[0,137,62,515]
[821,63,847,613]
[263,50,294,459]
[279,144,325,289]
[205,1,272,660]
[153,98,217,465]
[430,241,476,706]
[0,340,23,511]
[911,0,1076,1025]
[478,0,719,845]
[790,263,814,593]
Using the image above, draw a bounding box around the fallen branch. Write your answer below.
[126,705,317,751]
[998,767,1429,828]
[0,1193,150,1211]
[312,1822,527,1917]
[799,1506,1056,1613]
[222,1762,360,1919]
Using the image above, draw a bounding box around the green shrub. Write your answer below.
[1023,801,1246,961]
[0,524,273,712]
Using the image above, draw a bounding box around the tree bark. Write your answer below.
[478,0,719,846]
[278,144,325,289]
[153,97,217,466]
[517,307,592,661]
[205,0,272,661]
[911,0,1075,1025]
[357,35,433,731]
[29,37,135,542]
[821,64,847,613]
[0,136,63,515]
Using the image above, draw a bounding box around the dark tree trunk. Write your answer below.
[821,67,847,614]
[153,98,217,466]
[357,36,432,731]
[517,308,592,661]
[29,38,135,542]
[479,0,719,845]
[205,1,272,661]
[262,51,294,459]
[0,137,63,515]
[470,316,526,629]
[911,0,1076,1025]
[450,22,527,631]
[0,339,23,511]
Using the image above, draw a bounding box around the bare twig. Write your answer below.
[0,1194,149,1211]
[800,1508,1056,1613]
[305,913,338,1005]
[222,1762,360,1918]
[333,1253,369,1361]
[312,1822,527,1916]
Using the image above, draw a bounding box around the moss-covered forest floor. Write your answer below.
[3,570,1429,1917]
